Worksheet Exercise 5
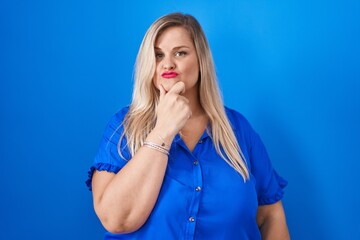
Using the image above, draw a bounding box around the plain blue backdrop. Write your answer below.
[1,0,359,239]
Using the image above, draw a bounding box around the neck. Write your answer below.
[180,105,209,141]
[182,85,204,117]
[180,85,209,137]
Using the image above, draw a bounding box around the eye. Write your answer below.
[155,52,164,60]
[175,51,187,57]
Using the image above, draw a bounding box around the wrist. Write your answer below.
[147,127,175,147]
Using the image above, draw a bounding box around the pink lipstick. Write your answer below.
[161,71,179,79]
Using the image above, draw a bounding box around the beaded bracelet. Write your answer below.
[143,141,170,156]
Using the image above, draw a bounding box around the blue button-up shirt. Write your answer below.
[86,106,287,240]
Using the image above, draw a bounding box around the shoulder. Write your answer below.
[102,106,130,140]
[104,106,130,131]
[224,106,253,132]
[224,106,261,150]
[108,106,130,126]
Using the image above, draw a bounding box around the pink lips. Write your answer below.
[161,71,179,78]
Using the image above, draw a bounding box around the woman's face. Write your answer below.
[153,26,200,94]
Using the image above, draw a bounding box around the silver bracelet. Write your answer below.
[143,141,169,156]
[144,141,169,152]
[157,134,169,148]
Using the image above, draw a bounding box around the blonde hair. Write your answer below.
[121,12,249,181]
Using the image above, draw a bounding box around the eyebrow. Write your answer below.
[154,46,191,51]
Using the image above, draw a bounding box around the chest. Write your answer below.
[138,137,260,239]
[179,117,208,152]
[157,139,258,221]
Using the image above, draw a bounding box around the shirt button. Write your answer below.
[189,217,195,222]
[193,161,199,166]
[195,186,201,192]
[198,140,203,144]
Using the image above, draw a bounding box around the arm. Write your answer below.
[92,135,169,234]
[256,200,290,240]
[91,82,190,234]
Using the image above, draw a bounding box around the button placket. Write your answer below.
[185,154,203,238]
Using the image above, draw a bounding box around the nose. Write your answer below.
[162,56,175,70]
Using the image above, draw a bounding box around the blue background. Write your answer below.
[1,0,359,239]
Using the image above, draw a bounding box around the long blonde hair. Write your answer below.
[121,13,249,181]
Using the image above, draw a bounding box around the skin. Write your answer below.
[257,201,290,239]
[91,26,290,239]
[153,27,200,102]
[153,26,208,151]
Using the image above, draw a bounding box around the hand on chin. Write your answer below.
[160,79,178,93]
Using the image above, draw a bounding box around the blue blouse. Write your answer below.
[86,106,287,240]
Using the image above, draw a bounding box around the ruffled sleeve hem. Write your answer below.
[258,175,288,205]
[85,163,122,191]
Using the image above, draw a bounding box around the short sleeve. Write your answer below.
[85,107,131,191]
[248,131,288,205]
[225,107,287,205]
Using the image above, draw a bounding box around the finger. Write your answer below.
[188,110,192,119]
[178,95,190,104]
[159,84,166,101]
[184,109,192,120]
[168,81,185,95]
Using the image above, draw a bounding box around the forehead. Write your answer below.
[155,26,194,49]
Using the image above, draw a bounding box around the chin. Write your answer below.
[162,79,178,92]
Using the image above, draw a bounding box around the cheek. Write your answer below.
[152,79,159,91]
[185,57,199,77]
[152,76,158,89]
[186,63,200,81]
[152,66,161,89]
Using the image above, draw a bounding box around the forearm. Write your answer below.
[95,130,174,233]
[259,216,290,240]
[257,201,290,240]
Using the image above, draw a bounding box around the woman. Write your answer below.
[86,12,290,240]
